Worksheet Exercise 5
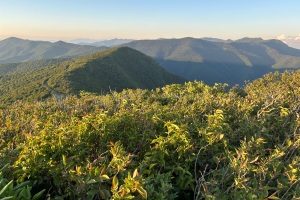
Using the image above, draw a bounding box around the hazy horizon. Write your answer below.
[1,35,300,50]
[1,0,300,48]
[0,35,284,42]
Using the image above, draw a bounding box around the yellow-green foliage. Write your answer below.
[1,70,300,199]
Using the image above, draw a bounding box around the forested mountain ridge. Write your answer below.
[65,46,185,94]
[0,58,72,76]
[2,37,300,86]
[0,47,185,106]
[0,37,107,64]
[123,37,300,85]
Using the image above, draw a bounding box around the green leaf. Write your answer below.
[62,155,67,166]
[112,176,119,190]
[0,180,13,197]
[87,179,97,184]
[18,186,31,199]
[212,156,219,164]
[13,181,30,190]
[262,188,268,198]
[0,197,14,200]
[87,189,100,197]
[124,194,135,199]
[205,194,215,200]
[32,189,46,200]
[137,185,147,199]
[149,163,156,169]
[267,196,280,200]
[0,164,9,172]
[100,174,110,180]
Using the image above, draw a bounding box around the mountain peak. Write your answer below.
[65,47,185,92]
[0,38,103,64]
[235,37,264,43]
[4,37,26,41]
[1,37,29,44]
[54,40,69,45]
[0,46,185,103]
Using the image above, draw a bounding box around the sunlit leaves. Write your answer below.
[1,71,300,198]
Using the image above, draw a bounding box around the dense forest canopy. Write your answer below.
[0,47,185,107]
[1,70,300,199]
[124,38,300,85]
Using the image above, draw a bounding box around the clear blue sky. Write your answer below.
[0,0,299,41]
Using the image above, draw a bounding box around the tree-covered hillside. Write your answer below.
[65,47,185,94]
[124,37,300,85]
[0,58,71,76]
[0,47,185,106]
[2,37,300,87]
[1,70,300,199]
[0,37,107,64]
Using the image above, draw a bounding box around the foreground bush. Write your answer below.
[1,70,300,199]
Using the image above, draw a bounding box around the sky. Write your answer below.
[0,0,300,46]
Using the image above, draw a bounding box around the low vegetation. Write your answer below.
[1,70,300,199]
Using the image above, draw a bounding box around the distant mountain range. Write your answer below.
[0,37,107,64]
[0,47,184,105]
[75,39,134,47]
[1,36,300,94]
[123,37,300,85]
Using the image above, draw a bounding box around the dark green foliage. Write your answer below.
[0,47,185,107]
[67,47,185,93]
[1,70,300,199]
[0,164,45,199]
[0,58,71,76]
[0,58,73,106]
